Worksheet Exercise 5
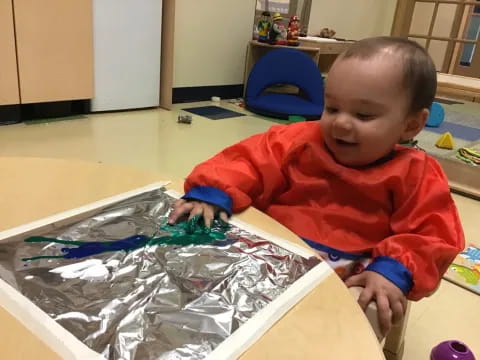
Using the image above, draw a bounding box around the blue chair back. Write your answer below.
[246,49,324,105]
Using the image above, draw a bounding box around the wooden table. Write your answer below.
[0,157,384,359]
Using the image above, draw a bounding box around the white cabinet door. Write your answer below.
[92,0,162,111]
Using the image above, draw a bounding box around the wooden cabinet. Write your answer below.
[0,0,93,106]
[0,0,20,105]
[13,0,93,103]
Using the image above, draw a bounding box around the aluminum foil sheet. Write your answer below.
[0,189,319,359]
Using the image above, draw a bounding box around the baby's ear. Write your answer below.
[400,108,429,142]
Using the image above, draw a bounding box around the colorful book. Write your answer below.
[444,244,480,295]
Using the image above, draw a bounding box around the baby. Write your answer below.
[169,37,465,335]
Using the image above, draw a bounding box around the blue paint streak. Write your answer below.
[60,234,150,259]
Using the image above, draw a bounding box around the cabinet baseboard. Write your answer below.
[173,85,243,103]
[0,100,90,124]
[0,105,21,125]
[21,100,90,120]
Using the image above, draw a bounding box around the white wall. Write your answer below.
[308,0,397,40]
[173,0,256,88]
[173,0,398,88]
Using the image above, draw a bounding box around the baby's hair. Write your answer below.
[338,36,437,114]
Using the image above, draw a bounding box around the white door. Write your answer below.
[92,0,162,111]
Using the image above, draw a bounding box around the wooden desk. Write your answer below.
[0,157,384,360]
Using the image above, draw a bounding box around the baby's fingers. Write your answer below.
[345,273,367,288]
[203,204,215,228]
[205,209,229,228]
[188,203,205,221]
[219,211,229,222]
[391,300,405,326]
[168,201,194,224]
[357,287,374,311]
[377,294,392,335]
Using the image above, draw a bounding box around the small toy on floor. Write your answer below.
[228,98,245,107]
[430,340,475,360]
[435,132,454,149]
[457,147,480,165]
[177,115,192,124]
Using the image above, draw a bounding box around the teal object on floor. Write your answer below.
[288,115,306,123]
[426,102,444,127]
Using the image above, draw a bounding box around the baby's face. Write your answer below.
[320,55,411,167]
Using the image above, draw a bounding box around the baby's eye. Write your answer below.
[325,106,338,114]
[356,113,375,120]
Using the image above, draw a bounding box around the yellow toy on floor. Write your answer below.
[435,132,454,149]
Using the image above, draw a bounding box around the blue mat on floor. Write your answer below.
[183,106,245,120]
[425,121,480,141]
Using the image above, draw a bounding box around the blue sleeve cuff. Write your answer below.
[366,256,414,295]
[183,186,233,216]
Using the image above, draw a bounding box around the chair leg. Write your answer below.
[383,302,411,360]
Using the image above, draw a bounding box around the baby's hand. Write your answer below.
[168,199,229,228]
[345,270,407,336]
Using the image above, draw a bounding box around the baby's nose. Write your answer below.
[332,114,353,134]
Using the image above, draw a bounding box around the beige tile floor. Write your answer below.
[415,98,480,157]
[0,102,271,180]
[0,101,479,359]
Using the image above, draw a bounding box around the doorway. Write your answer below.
[392,0,480,77]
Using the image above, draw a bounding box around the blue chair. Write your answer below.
[245,48,324,120]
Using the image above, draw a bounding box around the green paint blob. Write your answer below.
[22,215,230,262]
[21,255,66,261]
[25,237,86,246]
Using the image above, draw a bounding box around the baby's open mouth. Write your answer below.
[335,139,358,146]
